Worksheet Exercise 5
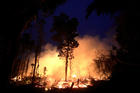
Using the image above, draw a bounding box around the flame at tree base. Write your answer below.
[44,74,93,90]
[10,36,114,91]
[11,74,94,91]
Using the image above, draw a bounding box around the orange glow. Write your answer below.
[72,74,77,78]
[11,35,112,90]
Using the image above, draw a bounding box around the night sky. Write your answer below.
[29,0,119,44]
[52,0,116,37]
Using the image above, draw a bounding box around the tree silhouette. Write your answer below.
[32,19,45,83]
[11,33,35,78]
[86,0,139,64]
[86,0,129,17]
[94,50,117,78]
[1,0,68,89]
[86,0,140,91]
[51,13,79,81]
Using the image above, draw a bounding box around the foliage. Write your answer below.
[86,0,140,64]
[51,13,79,81]
[94,50,117,77]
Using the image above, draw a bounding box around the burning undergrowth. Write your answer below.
[11,35,115,91]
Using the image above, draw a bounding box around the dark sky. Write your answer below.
[29,0,119,43]
[53,0,115,37]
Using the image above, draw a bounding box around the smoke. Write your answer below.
[28,35,112,81]
[72,35,111,80]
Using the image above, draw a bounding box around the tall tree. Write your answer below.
[11,33,35,78]
[1,0,67,89]
[32,19,45,83]
[86,0,140,91]
[86,0,139,64]
[51,13,79,81]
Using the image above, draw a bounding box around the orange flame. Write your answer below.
[11,35,112,90]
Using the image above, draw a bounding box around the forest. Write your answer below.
[0,0,140,93]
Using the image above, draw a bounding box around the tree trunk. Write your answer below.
[70,59,72,79]
[32,51,38,83]
[65,50,69,81]
[25,57,30,76]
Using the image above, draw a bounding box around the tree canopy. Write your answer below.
[51,13,79,81]
[1,0,68,89]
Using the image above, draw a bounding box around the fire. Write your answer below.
[11,75,22,82]
[53,78,91,89]
[72,74,77,78]
[11,35,113,90]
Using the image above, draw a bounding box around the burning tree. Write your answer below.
[51,13,79,81]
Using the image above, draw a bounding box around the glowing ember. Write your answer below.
[58,85,62,88]
[45,88,48,91]
[11,36,113,91]
[72,74,77,78]
[52,78,91,89]
[11,75,22,82]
